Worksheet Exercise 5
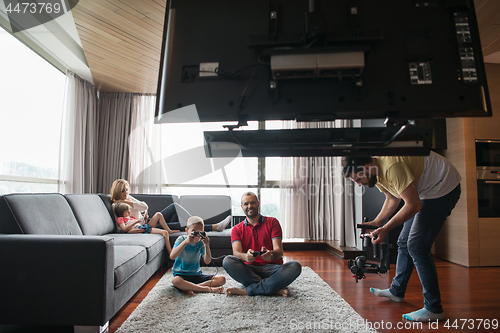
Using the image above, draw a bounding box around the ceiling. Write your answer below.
[71,0,167,93]
[71,0,500,94]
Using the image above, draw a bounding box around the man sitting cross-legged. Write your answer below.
[223,191,302,296]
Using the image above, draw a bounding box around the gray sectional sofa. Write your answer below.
[0,192,232,331]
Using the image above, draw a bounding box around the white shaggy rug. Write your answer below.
[116,266,377,333]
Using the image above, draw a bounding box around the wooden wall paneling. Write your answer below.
[463,118,480,266]
[76,1,162,48]
[474,0,500,56]
[437,118,470,266]
[478,17,500,47]
[113,9,164,34]
[438,117,480,267]
[474,64,500,266]
[74,27,160,69]
[478,218,500,266]
[111,0,167,23]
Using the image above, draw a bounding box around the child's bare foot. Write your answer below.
[211,286,224,294]
[226,287,247,296]
[183,290,195,296]
[275,288,289,297]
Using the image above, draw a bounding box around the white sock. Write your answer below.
[217,216,231,232]
[370,288,404,302]
[402,308,444,322]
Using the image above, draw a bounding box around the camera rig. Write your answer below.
[191,230,207,239]
[347,223,393,283]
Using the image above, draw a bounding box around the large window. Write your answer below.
[0,28,65,194]
[158,120,283,219]
[160,121,259,186]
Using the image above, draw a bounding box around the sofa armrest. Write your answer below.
[0,234,115,326]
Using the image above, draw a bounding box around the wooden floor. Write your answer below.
[1,250,498,332]
[110,250,500,333]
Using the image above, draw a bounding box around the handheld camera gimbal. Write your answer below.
[347,222,392,283]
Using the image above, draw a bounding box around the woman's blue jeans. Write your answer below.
[389,184,461,313]
[223,255,302,296]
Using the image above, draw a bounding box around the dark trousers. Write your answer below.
[160,203,212,232]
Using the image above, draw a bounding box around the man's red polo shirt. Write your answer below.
[231,215,283,266]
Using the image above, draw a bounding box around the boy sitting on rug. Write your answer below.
[170,216,226,295]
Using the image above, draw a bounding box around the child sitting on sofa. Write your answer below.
[114,202,174,253]
[170,216,226,295]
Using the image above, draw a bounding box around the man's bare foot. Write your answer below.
[169,230,180,234]
[210,286,224,294]
[275,288,289,297]
[226,287,247,296]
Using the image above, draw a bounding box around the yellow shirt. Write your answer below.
[375,156,425,199]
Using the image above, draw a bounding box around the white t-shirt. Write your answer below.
[129,196,149,219]
[417,151,461,199]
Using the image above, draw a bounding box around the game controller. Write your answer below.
[356,223,378,230]
[252,250,267,257]
[191,231,207,239]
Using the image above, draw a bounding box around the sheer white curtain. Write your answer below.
[280,120,357,246]
[58,70,98,194]
[280,121,310,239]
[128,94,163,194]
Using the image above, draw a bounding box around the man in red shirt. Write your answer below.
[223,192,302,296]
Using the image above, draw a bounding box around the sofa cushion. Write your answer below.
[114,245,147,288]
[0,193,82,235]
[204,229,232,249]
[98,193,114,217]
[131,194,178,218]
[65,194,116,235]
[109,233,165,263]
[178,195,231,226]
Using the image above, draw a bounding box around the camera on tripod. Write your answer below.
[347,220,392,283]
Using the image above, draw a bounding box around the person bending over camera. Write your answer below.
[341,152,461,322]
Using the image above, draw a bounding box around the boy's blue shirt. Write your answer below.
[172,234,205,276]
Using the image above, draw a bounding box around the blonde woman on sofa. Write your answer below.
[110,179,231,232]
